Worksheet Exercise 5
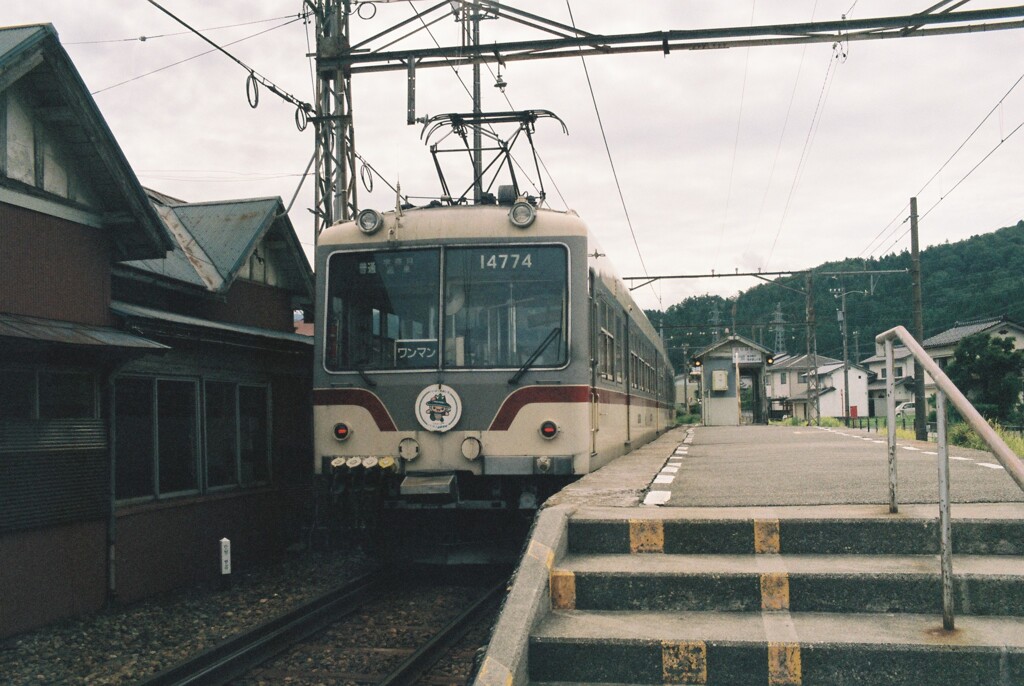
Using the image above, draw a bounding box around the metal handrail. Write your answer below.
[875,325,1024,631]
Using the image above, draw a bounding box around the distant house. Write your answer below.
[912,316,1024,408]
[766,353,869,421]
[0,24,314,638]
[922,316,1024,368]
[860,345,916,417]
[673,371,699,410]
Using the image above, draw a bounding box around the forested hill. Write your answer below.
[650,220,1024,372]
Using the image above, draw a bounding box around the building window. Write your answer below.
[115,378,156,500]
[114,377,199,500]
[205,381,239,488]
[239,385,270,484]
[894,366,904,378]
[0,369,96,420]
[115,376,271,501]
[780,372,788,385]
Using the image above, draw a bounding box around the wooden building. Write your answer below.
[0,24,314,638]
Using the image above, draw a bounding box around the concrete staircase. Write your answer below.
[528,503,1024,685]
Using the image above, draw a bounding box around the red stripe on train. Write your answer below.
[312,388,398,432]
[488,385,591,431]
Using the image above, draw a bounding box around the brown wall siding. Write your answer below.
[114,490,287,603]
[0,203,113,326]
[0,520,107,639]
[198,279,293,332]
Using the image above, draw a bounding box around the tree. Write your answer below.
[946,334,1024,421]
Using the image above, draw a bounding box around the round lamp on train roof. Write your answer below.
[508,200,536,228]
[356,208,384,234]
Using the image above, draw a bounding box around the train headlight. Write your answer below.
[333,422,351,441]
[539,420,559,439]
[508,201,536,228]
[398,437,420,461]
[356,208,384,234]
[461,437,482,461]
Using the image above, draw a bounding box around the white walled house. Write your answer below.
[766,353,870,420]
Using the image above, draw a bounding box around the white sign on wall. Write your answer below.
[732,346,762,364]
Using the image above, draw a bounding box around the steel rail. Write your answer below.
[136,569,384,686]
[376,577,507,686]
[876,325,1024,631]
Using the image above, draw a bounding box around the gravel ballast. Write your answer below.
[0,549,375,686]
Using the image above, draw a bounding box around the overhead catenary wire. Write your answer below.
[146,1,313,115]
[764,40,844,269]
[565,0,658,305]
[715,0,758,267]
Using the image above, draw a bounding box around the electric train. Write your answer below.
[313,190,674,510]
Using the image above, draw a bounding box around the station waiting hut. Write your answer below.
[693,335,774,426]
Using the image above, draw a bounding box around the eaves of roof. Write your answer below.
[0,23,173,260]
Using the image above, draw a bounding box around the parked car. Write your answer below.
[894,401,916,417]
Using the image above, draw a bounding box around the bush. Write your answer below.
[947,422,985,451]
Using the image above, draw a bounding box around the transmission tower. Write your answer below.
[771,303,787,354]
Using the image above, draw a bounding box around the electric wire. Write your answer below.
[145,1,312,114]
[66,13,310,45]
[860,67,1024,259]
[764,43,843,269]
[715,0,758,267]
[743,0,820,257]
[92,13,307,97]
[877,115,1024,255]
[565,0,658,305]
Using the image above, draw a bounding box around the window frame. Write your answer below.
[114,374,273,504]
[322,242,572,374]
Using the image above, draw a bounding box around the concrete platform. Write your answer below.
[470,425,1024,686]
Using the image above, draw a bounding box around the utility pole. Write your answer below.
[805,273,819,425]
[910,197,927,440]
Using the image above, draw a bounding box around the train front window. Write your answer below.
[325,249,441,371]
[444,246,568,369]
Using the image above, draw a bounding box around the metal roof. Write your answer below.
[922,317,1024,349]
[0,312,167,350]
[123,196,313,300]
[693,333,772,359]
[0,23,173,260]
[111,301,313,346]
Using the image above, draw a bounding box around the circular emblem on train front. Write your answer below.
[415,384,462,433]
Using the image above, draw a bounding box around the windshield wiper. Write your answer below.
[508,327,561,385]
[351,360,377,387]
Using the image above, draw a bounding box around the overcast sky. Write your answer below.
[7,1,1024,310]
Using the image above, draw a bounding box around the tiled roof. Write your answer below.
[922,317,1022,348]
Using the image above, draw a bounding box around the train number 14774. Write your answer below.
[480,253,532,269]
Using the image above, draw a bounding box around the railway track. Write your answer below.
[137,565,508,686]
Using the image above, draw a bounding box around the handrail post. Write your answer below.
[885,338,898,513]
[936,389,955,630]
